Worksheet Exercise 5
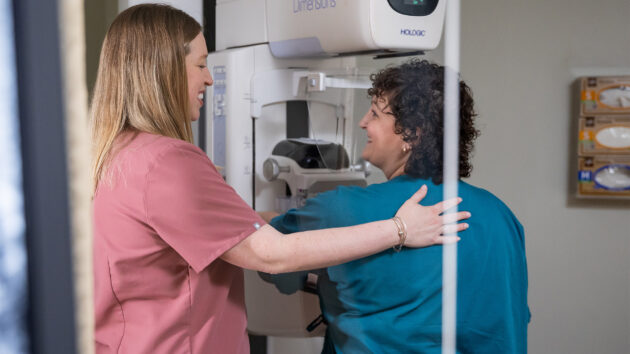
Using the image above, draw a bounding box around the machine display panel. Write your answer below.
[388,0,439,16]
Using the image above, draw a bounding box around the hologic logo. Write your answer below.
[401,29,427,37]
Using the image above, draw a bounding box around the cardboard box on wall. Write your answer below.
[581,76,630,115]
[577,155,630,198]
[578,115,630,155]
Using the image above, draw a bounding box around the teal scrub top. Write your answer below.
[267,176,530,353]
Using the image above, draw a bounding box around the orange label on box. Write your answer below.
[581,90,596,101]
[580,130,593,141]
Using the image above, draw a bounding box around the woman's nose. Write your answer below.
[358,113,368,129]
[206,71,213,86]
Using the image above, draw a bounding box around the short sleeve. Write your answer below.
[270,191,340,233]
[145,143,265,273]
[261,192,338,294]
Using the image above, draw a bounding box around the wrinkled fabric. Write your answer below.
[93,132,265,354]
[268,176,530,353]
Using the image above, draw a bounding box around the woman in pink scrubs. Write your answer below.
[90,4,469,353]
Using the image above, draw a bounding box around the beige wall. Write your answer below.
[459,1,630,353]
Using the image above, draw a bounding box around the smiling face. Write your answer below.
[185,33,213,121]
[358,96,410,180]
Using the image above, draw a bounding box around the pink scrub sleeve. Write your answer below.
[144,142,265,273]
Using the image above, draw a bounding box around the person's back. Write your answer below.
[269,175,529,353]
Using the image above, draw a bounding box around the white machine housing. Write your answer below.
[217,0,445,57]
[206,44,369,338]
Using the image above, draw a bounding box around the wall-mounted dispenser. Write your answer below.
[578,76,630,198]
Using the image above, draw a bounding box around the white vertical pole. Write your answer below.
[442,0,461,353]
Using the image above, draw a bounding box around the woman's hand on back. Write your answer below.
[395,185,470,248]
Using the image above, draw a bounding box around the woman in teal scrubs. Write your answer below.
[265,59,530,353]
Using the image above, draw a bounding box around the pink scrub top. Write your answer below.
[93,131,265,353]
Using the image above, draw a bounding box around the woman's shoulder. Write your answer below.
[458,181,521,224]
[108,131,215,180]
[117,132,207,165]
[135,132,203,155]
[309,180,399,215]
[459,182,509,207]
[314,178,407,204]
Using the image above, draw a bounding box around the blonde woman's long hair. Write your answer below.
[90,4,201,194]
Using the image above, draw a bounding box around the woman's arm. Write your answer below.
[221,185,469,274]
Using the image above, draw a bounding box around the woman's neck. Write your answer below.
[385,163,407,180]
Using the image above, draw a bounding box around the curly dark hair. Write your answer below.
[367,59,479,184]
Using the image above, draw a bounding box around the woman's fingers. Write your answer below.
[441,211,471,224]
[430,197,462,214]
[441,222,469,235]
[408,184,428,204]
[396,186,471,248]
[433,236,461,245]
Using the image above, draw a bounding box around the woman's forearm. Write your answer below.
[221,187,468,273]
[221,222,399,274]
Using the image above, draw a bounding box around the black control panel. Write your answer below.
[387,0,440,16]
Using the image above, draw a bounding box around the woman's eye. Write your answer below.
[199,65,206,69]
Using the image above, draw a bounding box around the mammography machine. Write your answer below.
[205,0,446,351]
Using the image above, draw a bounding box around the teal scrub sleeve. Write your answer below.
[259,192,338,294]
